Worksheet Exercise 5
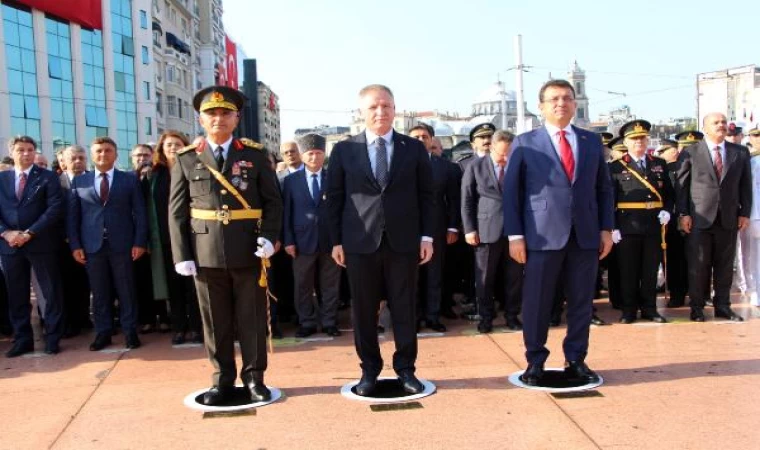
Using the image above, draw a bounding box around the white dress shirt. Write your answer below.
[206,136,233,161]
[544,123,579,172]
[365,129,394,176]
[306,167,322,199]
[14,166,32,194]
[629,153,647,170]
[93,167,115,197]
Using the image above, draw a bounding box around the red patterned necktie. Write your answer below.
[559,130,575,181]
[713,146,723,180]
[17,172,26,200]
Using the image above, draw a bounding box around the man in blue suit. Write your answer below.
[283,133,342,338]
[0,136,64,356]
[503,79,614,386]
[67,137,148,351]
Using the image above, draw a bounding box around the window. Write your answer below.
[577,107,586,119]
[181,18,187,35]
[177,98,183,119]
[167,95,177,116]
[143,81,150,100]
[122,36,134,56]
[139,10,148,29]
[141,45,149,64]
[145,117,152,135]
[166,65,175,83]
[156,92,163,115]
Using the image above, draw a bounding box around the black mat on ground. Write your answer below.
[193,387,256,407]
[350,379,415,399]
[534,370,591,389]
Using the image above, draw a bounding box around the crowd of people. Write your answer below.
[1,79,757,400]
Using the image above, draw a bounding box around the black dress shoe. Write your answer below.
[666,297,685,308]
[477,321,493,334]
[44,341,60,355]
[519,363,545,386]
[591,314,608,326]
[355,373,378,396]
[619,315,636,324]
[398,371,424,394]
[324,326,342,337]
[714,308,744,322]
[89,333,112,351]
[427,321,447,332]
[171,332,186,345]
[505,317,523,331]
[641,313,668,323]
[188,331,204,344]
[202,386,235,406]
[245,371,272,402]
[125,333,141,349]
[564,361,600,383]
[5,341,34,358]
[690,309,705,322]
[295,326,317,338]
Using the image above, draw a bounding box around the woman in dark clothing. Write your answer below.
[152,131,202,345]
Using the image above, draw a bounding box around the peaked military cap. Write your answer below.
[193,85,247,113]
[598,132,614,146]
[727,122,743,137]
[749,125,760,137]
[469,123,496,141]
[609,136,627,152]
[674,130,703,145]
[619,120,651,139]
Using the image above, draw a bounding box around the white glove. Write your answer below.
[175,261,197,276]
[255,237,275,259]
[658,210,671,226]
[611,229,622,244]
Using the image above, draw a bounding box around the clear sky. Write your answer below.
[222,0,756,139]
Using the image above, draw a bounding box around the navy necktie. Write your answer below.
[311,173,320,203]
[375,137,388,188]
[215,146,224,169]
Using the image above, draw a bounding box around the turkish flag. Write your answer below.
[225,35,238,90]
[16,0,103,29]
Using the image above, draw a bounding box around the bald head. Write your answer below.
[702,112,728,143]
[280,140,301,169]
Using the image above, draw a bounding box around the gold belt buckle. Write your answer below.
[215,209,231,225]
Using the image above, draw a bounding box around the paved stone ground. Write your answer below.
[1,296,759,450]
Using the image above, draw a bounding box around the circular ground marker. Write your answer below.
[183,386,282,412]
[508,368,603,392]
[341,377,436,403]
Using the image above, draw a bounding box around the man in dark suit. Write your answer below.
[68,137,148,351]
[504,79,614,386]
[169,86,283,406]
[462,129,523,333]
[58,145,92,337]
[609,120,673,324]
[326,84,435,396]
[675,112,752,322]
[282,133,341,338]
[409,124,459,332]
[0,136,64,356]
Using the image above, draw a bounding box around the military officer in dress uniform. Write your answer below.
[610,120,673,323]
[675,130,703,153]
[659,136,692,307]
[747,125,760,306]
[169,86,283,406]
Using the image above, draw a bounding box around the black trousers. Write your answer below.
[447,235,475,300]
[665,228,688,301]
[87,242,138,335]
[346,238,418,376]
[168,269,201,333]
[0,265,12,332]
[473,237,523,322]
[58,243,91,331]
[0,251,64,345]
[293,251,341,328]
[418,237,446,322]
[269,251,295,325]
[687,219,738,309]
[616,234,661,316]
[195,266,268,387]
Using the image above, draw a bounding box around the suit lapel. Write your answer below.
[482,155,499,192]
[86,172,100,205]
[573,126,588,185]
[18,166,41,204]
[697,141,719,185]
[387,131,408,187]
[722,143,738,184]
[197,141,219,173]
[539,127,569,185]
[354,133,379,189]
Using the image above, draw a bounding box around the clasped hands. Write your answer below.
[1,230,32,248]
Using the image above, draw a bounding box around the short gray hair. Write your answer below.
[492,130,515,144]
[64,145,87,156]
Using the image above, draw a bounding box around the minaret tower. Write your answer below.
[567,60,589,127]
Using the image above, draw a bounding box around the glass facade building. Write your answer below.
[0,0,155,169]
